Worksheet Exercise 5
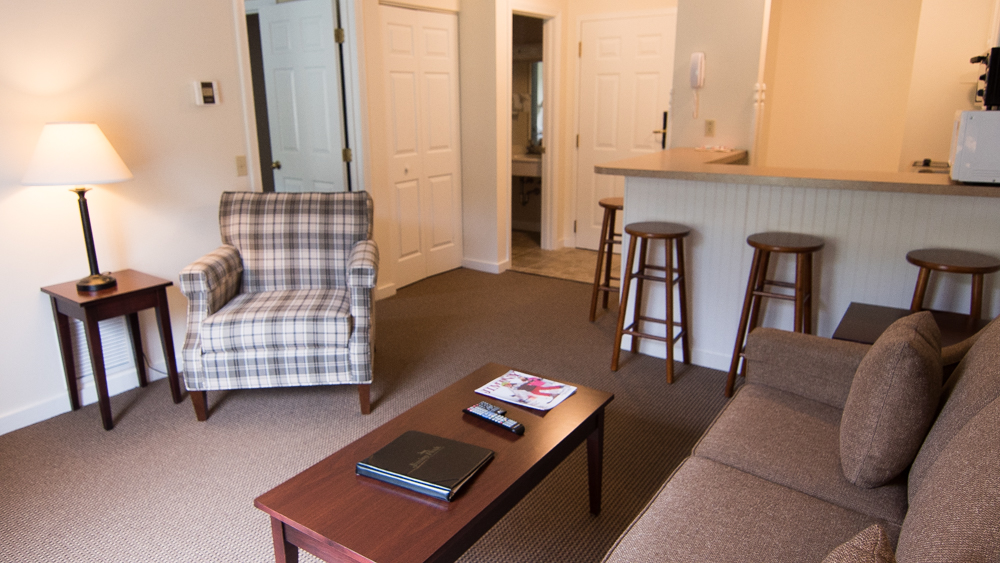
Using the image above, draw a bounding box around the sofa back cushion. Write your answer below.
[840,312,941,488]
[908,313,1000,503]
[894,396,1000,562]
[219,191,374,293]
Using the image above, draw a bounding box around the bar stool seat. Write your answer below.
[726,231,824,397]
[907,248,1000,328]
[590,197,624,321]
[612,221,691,384]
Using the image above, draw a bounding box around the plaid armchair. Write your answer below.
[179,191,378,418]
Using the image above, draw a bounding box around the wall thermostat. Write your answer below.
[194,81,219,105]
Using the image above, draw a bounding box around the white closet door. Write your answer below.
[381,5,463,287]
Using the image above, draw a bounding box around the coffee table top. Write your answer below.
[254,363,613,563]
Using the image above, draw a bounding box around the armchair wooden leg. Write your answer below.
[191,391,209,421]
[358,384,371,414]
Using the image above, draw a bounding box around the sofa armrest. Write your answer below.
[347,239,379,290]
[744,328,870,409]
[178,245,243,317]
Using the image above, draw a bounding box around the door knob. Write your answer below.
[271,160,282,170]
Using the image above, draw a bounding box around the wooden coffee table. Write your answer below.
[254,363,614,563]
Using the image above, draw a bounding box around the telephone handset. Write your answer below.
[690,52,705,118]
[690,52,705,89]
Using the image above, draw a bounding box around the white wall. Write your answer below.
[669,0,767,152]
[0,0,252,433]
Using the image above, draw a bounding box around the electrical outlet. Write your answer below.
[705,119,716,138]
[235,155,248,177]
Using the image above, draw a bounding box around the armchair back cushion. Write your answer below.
[220,191,374,292]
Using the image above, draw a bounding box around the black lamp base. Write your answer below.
[77,273,117,292]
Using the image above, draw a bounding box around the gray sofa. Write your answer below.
[604,311,1000,562]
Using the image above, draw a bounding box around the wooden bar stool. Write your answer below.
[589,197,624,321]
[726,231,824,397]
[907,248,1000,330]
[612,221,691,383]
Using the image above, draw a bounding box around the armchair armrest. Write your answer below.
[179,245,243,317]
[347,240,379,289]
[744,328,871,409]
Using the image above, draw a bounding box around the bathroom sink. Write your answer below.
[512,154,541,177]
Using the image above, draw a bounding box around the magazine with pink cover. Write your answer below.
[474,370,577,411]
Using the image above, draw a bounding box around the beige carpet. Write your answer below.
[0,269,730,562]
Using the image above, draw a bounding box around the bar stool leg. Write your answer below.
[602,207,618,310]
[746,251,771,337]
[665,238,675,384]
[794,252,808,333]
[727,248,764,397]
[612,235,639,371]
[631,237,650,354]
[590,206,613,322]
[970,273,985,329]
[676,238,691,365]
[803,252,814,334]
[910,267,931,312]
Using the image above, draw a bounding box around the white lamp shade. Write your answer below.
[22,122,133,186]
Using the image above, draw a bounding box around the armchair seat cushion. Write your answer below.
[201,289,351,353]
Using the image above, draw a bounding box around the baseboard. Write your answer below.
[374,282,397,301]
[0,364,168,436]
[622,336,731,372]
[462,257,509,274]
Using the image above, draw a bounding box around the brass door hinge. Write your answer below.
[576,134,580,148]
[573,220,577,233]
[578,42,582,57]
[335,28,346,44]
[342,147,352,162]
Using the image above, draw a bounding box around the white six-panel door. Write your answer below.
[259,0,348,192]
[575,13,676,249]
[381,5,463,287]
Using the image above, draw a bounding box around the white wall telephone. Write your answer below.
[690,52,705,118]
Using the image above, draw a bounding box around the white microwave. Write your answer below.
[950,110,1000,184]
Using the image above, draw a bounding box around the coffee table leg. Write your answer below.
[586,408,605,515]
[270,517,299,563]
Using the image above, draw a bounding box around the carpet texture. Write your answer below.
[0,269,730,562]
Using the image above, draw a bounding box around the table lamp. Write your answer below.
[22,122,133,292]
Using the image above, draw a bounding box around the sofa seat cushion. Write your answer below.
[895,396,1000,563]
[201,289,351,353]
[694,384,907,525]
[602,457,897,563]
[840,311,941,488]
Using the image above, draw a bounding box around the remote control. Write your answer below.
[474,400,506,415]
[463,403,525,435]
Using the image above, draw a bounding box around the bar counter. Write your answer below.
[596,149,1000,373]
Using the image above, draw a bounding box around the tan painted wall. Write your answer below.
[898,0,997,170]
[757,0,924,172]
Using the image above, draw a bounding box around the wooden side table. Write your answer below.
[41,269,182,430]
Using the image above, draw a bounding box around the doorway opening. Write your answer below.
[244,0,353,193]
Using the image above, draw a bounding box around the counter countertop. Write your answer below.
[595,148,1000,198]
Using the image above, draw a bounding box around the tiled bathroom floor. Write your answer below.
[509,230,620,285]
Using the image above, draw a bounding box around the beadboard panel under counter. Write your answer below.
[598,150,1000,373]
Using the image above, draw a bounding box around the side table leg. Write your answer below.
[586,408,605,515]
[126,312,148,388]
[270,517,299,563]
[82,314,114,430]
[50,299,80,411]
[154,289,183,404]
